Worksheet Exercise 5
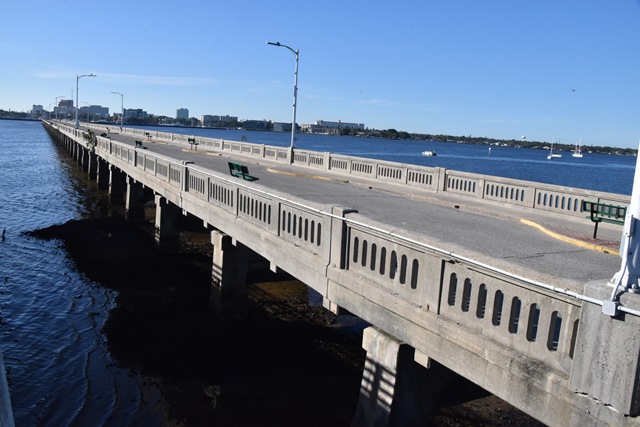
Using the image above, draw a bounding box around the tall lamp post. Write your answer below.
[75,74,96,128]
[111,91,124,127]
[267,41,299,163]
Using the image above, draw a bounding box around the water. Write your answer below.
[0,120,166,426]
[1,120,636,426]
[137,125,637,195]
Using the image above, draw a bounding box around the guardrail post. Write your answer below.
[324,206,358,315]
[435,167,447,193]
[571,280,640,417]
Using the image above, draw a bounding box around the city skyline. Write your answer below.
[1,1,639,148]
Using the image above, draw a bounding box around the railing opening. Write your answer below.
[461,279,472,312]
[448,273,458,306]
[547,311,562,351]
[508,297,521,334]
[476,284,487,318]
[526,304,540,342]
[492,290,504,326]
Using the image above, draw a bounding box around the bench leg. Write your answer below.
[593,222,599,240]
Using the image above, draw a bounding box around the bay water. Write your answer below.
[0,120,167,426]
[0,119,635,425]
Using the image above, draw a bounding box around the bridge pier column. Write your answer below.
[87,151,98,180]
[109,166,126,203]
[352,327,458,427]
[74,143,82,165]
[210,230,250,319]
[97,159,109,190]
[154,194,182,250]
[125,178,145,221]
[80,148,89,172]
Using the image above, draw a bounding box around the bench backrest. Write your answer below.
[582,201,627,219]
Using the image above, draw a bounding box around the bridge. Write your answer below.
[42,120,640,426]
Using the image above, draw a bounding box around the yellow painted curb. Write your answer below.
[180,149,220,156]
[266,168,349,183]
[520,219,618,256]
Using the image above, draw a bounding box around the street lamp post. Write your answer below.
[75,74,96,128]
[267,41,299,163]
[111,92,124,127]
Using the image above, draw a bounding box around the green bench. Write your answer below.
[582,200,627,239]
[188,137,199,151]
[228,162,258,181]
[135,140,144,148]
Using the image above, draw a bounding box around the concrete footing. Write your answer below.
[210,230,250,319]
[125,178,145,221]
[109,166,126,203]
[153,194,183,250]
[352,327,459,427]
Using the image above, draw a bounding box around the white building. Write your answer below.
[301,119,365,134]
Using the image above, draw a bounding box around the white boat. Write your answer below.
[422,150,436,156]
[572,138,583,158]
[547,141,562,159]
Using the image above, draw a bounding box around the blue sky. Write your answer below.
[2,1,639,148]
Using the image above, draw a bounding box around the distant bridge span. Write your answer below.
[44,120,640,426]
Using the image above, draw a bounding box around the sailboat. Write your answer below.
[572,138,583,158]
[547,140,562,159]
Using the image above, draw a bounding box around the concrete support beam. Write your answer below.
[125,178,145,221]
[154,194,182,249]
[352,327,452,427]
[210,230,250,319]
[571,280,640,419]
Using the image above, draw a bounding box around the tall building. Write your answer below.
[79,105,109,119]
[176,108,189,119]
[124,109,148,119]
[31,105,45,119]
[54,100,75,119]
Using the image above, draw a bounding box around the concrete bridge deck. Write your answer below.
[46,121,640,427]
[94,125,622,289]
